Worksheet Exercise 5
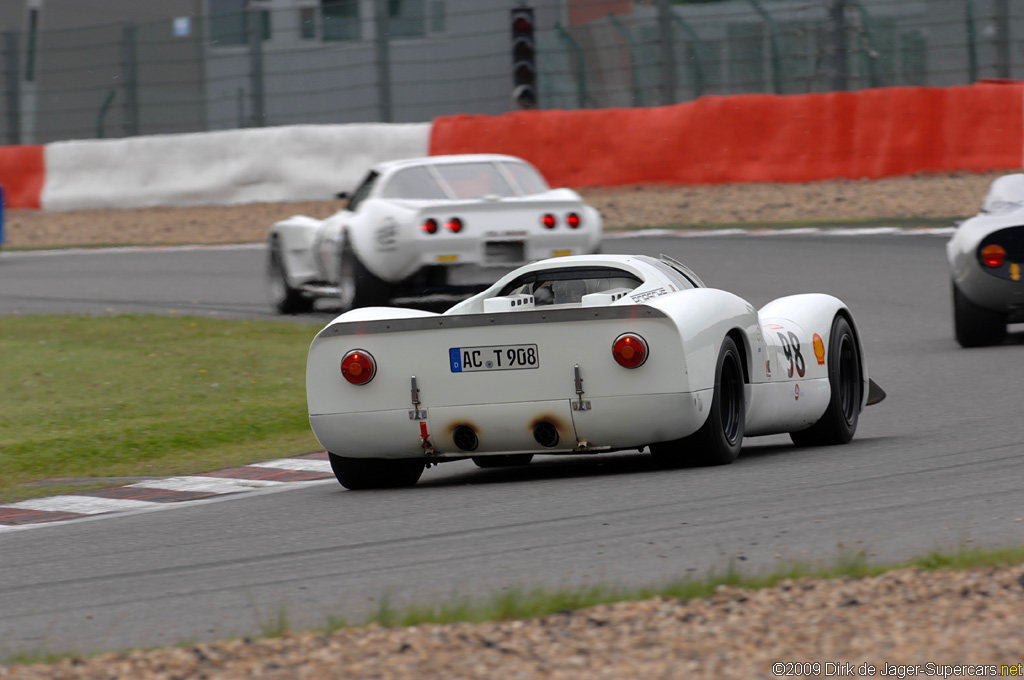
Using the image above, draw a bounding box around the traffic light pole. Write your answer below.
[375,0,393,122]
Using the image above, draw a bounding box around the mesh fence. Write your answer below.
[0,0,1019,144]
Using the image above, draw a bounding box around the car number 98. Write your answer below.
[449,344,539,372]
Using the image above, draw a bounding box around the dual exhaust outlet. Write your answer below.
[452,422,559,452]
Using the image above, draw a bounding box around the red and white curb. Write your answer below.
[0,452,333,531]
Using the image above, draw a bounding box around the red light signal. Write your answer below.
[511,7,537,109]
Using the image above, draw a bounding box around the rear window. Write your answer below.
[380,166,448,200]
[498,267,642,306]
[434,162,516,199]
[500,161,549,195]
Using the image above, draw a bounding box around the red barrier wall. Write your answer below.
[0,145,45,209]
[429,83,1024,187]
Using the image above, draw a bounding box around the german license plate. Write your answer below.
[449,344,539,372]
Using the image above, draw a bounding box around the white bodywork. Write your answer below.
[947,173,1024,320]
[267,154,601,312]
[307,255,874,461]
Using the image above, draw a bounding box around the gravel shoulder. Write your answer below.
[2,172,1005,249]
[5,565,1023,679]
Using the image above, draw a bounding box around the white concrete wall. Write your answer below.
[41,123,431,211]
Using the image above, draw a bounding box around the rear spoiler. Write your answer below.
[317,305,669,338]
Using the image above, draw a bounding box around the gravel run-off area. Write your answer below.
[4,565,1024,679]
[3,169,1022,678]
[1,171,1010,249]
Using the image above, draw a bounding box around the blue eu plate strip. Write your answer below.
[449,348,462,373]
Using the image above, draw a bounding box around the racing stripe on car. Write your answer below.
[0,452,333,530]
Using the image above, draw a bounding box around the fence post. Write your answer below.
[673,15,704,99]
[374,0,392,122]
[656,0,676,105]
[965,0,978,82]
[3,31,20,145]
[994,0,1010,79]
[247,10,266,127]
[121,21,139,136]
[608,13,642,106]
[747,0,782,94]
[827,0,848,91]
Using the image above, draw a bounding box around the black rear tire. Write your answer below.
[650,336,745,467]
[267,237,314,314]
[952,281,1006,348]
[790,315,861,447]
[339,245,392,312]
[472,454,534,468]
[328,452,425,490]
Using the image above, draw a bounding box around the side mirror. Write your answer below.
[335,191,349,200]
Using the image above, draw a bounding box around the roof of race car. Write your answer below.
[442,254,705,316]
[371,154,531,174]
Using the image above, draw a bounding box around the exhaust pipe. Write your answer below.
[533,421,559,448]
[452,425,479,452]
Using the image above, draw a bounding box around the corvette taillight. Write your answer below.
[446,217,463,233]
[981,244,1006,268]
[612,333,648,368]
[566,213,581,229]
[341,350,376,385]
[541,214,557,229]
[421,218,438,235]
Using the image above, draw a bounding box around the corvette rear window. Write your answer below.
[380,167,448,200]
[434,162,516,199]
[500,161,549,195]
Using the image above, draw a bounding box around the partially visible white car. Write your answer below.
[266,154,602,314]
[306,254,885,490]
[947,173,1024,347]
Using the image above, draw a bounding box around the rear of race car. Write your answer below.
[306,306,705,462]
[351,192,602,288]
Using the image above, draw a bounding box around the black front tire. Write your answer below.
[267,237,314,314]
[328,452,425,490]
[472,454,534,468]
[650,336,745,467]
[952,281,1006,348]
[790,315,862,447]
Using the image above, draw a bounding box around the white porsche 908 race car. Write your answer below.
[948,173,1024,347]
[266,154,601,314]
[306,254,886,490]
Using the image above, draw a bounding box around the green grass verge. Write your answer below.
[0,314,321,504]
[5,543,1024,667]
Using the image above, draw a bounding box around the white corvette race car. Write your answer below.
[306,254,885,490]
[266,154,601,313]
[948,173,1024,347]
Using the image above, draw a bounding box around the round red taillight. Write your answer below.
[421,218,438,234]
[612,333,648,369]
[541,214,557,229]
[981,244,1006,268]
[341,349,376,385]
[446,217,463,233]
[566,213,581,229]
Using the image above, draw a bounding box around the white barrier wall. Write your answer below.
[40,123,432,211]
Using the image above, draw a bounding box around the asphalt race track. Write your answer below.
[2,232,1023,657]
